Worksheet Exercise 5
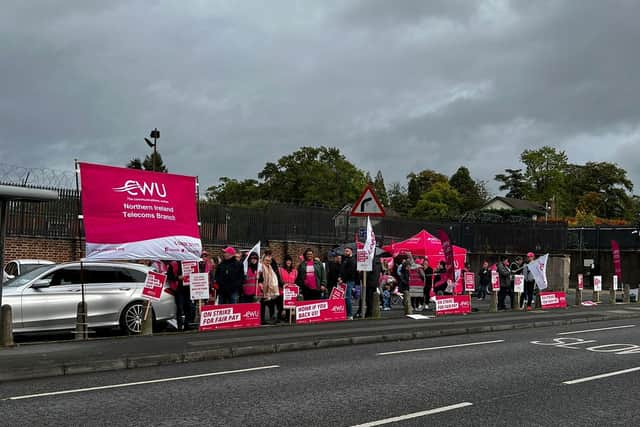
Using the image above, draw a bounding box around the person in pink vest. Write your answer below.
[279,255,298,319]
[241,252,262,303]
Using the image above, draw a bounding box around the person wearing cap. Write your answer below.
[521,252,536,310]
[214,246,244,304]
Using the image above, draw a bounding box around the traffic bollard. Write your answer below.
[489,291,497,313]
[624,284,630,304]
[75,302,88,341]
[372,291,381,319]
[610,286,616,305]
[403,290,412,315]
[141,301,153,336]
[1,305,15,348]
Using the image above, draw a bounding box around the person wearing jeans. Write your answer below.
[339,247,358,319]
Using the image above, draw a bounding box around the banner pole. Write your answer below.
[362,271,367,319]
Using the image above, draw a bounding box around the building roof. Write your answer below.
[482,196,545,213]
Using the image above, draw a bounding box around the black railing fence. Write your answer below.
[3,175,638,253]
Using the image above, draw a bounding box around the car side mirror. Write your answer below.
[31,279,51,289]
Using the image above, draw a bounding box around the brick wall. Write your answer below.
[4,236,84,263]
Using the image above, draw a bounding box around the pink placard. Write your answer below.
[577,274,584,290]
[283,284,300,309]
[330,286,345,300]
[434,294,472,316]
[491,270,500,291]
[181,260,199,285]
[540,291,567,309]
[199,303,261,331]
[514,275,524,293]
[464,272,475,292]
[79,162,201,260]
[142,271,166,301]
[295,299,347,324]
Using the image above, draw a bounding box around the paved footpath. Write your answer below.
[1,289,639,382]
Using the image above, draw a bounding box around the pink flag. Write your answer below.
[611,240,622,284]
[437,229,455,283]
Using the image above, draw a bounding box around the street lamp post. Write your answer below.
[144,128,160,172]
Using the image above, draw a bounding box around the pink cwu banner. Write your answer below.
[80,162,201,260]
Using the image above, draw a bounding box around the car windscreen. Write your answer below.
[2,265,52,288]
[20,264,50,275]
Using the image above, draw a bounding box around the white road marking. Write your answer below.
[350,402,473,427]
[3,365,280,401]
[377,340,504,356]
[557,325,636,335]
[563,366,640,385]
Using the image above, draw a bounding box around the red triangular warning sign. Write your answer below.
[350,186,385,217]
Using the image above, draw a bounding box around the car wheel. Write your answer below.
[120,301,154,335]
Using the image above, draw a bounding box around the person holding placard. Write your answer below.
[521,252,536,310]
[166,260,195,331]
[497,257,513,311]
[279,255,298,319]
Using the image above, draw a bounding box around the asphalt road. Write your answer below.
[1,319,639,426]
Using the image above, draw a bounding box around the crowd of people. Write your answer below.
[149,246,540,331]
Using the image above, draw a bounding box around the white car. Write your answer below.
[2,261,176,334]
[3,259,54,282]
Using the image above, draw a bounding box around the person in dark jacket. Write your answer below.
[326,252,342,291]
[477,260,491,300]
[166,260,194,331]
[338,247,358,319]
[433,261,449,295]
[497,257,513,310]
[214,246,244,304]
[422,257,434,309]
[295,248,327,301]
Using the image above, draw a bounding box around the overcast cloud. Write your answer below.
[1,0,639,195]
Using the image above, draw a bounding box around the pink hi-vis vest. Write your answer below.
[408,268,423,288]
[243,267,260,296]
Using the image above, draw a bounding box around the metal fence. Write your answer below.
[4,188,571,252]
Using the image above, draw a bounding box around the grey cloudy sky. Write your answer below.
[1,0,639,194]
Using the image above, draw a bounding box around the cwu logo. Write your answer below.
[113,180,167,198]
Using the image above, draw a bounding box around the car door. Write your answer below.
[20,266,82,331]
[83,265,140,327]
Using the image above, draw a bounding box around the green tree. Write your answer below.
[387,182,410,215]
[564,161,633,218]
[126,158,143,169]
[126,152,168,172]
[449,166,488,212]
[142,152,168,172]
[372,170,389,207]
[494,168,530,199]
[520,146,568,202]
[205,177,263,205]
[406,169,448,205]
[409,181,462,220]
[258,146,367,208]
